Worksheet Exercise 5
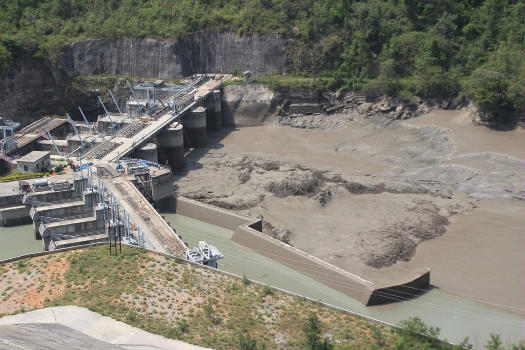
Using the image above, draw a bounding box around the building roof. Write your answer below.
[17,151,50,163]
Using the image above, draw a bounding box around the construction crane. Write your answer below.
[98,96,117,133]
[44,126,62,156]
[66,113,85,151]
[126,80,144,117]
[109,90,122,114]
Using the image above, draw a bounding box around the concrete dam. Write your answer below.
[0,74,430,307]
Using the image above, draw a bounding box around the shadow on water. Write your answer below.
[369,285,437,306]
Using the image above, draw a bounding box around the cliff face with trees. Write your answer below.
[60,33,287,78]
[0,0,523,123]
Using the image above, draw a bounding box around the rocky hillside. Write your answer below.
[60,32,287,79]
[0,31,288,124]
[0,55,135,125]
[0,244,437,349]
[0,53,82,125]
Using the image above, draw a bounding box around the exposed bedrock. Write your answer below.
[60,32,288,79]
[0,54,97,125]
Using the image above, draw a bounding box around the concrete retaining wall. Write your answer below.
[170,196,430,306]
[168,197,252,231]
[0,194,23,209]
[232,223,374,305]
[0,206,31,226]
[221,84,275,127]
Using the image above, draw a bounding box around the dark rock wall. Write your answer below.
[0,57,71,125]
[1,31,288,123]
[60,32,288,79]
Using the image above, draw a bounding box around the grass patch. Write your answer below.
[0,170,47,183]
[224,74,332,92]
[0,245,516,349]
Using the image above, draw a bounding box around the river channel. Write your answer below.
[1,216,523,348]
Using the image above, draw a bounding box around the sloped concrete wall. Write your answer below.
[171,196,431,306]
[221,84,275,127]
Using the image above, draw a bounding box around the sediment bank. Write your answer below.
[174,108,525,315]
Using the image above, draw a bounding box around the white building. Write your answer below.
[16,151,50,174]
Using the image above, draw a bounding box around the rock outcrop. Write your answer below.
[325,92,467,121]
[0,55,85,125]
[60,32,288,79]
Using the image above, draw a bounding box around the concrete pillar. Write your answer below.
[133,142,158,163]
[157,122,184,172]
[182,106,207,148]
[213,89,222,129]
[43,235,50,251]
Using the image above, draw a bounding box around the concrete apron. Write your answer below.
[0,306,210,350]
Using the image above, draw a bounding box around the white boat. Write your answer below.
[184,240,224,268]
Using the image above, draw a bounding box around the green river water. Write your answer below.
[0,224,42,260]
[1,216,523,348]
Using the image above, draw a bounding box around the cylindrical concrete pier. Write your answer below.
[157,122,184,171]
[212,89,222,129]
[133,142,158,163]
[182,106,207,148]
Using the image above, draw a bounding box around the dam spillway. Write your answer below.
[0,73,430,308]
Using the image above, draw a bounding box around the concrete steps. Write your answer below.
[49,233,108,250]
[39,204,106,249]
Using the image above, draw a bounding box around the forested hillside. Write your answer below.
[0,0,523,119]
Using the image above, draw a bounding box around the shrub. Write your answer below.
[54,164,64,173]
[239,332,258,350]
[242,275,250,285]
[303,312,333,350]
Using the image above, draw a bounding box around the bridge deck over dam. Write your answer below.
[84,75,228,162]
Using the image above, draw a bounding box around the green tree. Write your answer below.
[0,0,524,118]
[395,317,441,350]
[485,334,503,350]
[302,312,333,350]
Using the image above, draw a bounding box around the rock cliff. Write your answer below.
[60,32,288,79]
[0,55,77,125]
[222,84,276,127]
[1,31,287,123]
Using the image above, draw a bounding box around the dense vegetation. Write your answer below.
[0,0,523,119]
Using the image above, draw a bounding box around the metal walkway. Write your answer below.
[101,177,187,256]
[8,117,68,153]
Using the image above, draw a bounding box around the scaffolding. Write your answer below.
[0,117,20,154]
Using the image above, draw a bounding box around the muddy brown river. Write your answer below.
[177,109,525,317]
